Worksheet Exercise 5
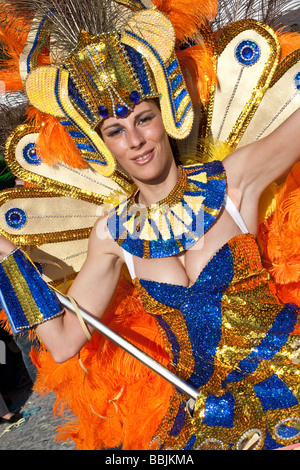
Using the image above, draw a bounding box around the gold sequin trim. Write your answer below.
[205,19,281,149]
[5,123,132,206]
[1,253,44,326]
[0,187,92,246]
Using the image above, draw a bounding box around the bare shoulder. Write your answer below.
[88,213,124,261]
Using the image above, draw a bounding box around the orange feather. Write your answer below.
[258,163,300,309]
[35,116,88,169]
[276,29,300,61]
[0,10,50,92]
[177,44,216,105]
[153,0,218,43]
[31,279,172,450]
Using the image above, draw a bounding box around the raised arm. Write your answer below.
[224,107,300,198]
[0,217,123,363]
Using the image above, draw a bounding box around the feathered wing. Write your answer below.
[0,0,220,450]
[189,6,300,310]
[0,0,300,450]
[212,0,300,29]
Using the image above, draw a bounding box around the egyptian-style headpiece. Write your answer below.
[2,0,299,275]
[19,0,195,176]
[0,0,217,280]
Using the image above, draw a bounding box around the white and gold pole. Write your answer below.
[55,290,199,403]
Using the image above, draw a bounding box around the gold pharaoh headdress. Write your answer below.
[24,0,194,176]
[1,0,300,286]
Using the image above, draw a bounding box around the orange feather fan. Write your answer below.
[30,279,173,450]
[0,11,30,91]
[276,29,300,61]
[153,0,218,44]
[153,0,218,105]
[258,162,300,310]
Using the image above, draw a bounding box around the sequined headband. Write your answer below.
[25,2,194,176]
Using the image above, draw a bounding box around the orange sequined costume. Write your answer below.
[0,0,300,452]
[105,161,300,450]
[12,160,298,451]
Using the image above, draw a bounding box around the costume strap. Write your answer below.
[123,248,136,280]
[223,194,249,234]
[65,293,92,342]
[0,248,63,334]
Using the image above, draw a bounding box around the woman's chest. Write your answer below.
[132,208,244,287]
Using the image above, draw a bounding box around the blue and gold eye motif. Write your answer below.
[235,40,261,66]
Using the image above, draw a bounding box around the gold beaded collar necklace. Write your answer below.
[107,161,227,259]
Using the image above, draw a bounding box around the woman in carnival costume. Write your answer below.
[0,0,300,451]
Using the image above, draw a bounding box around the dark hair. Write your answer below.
[169,137,181,166]
[152,98,181,166]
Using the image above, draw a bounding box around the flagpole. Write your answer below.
[55,290,199,402]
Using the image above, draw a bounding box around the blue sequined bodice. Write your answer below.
[139,237,234,390]
[133,233,300,450]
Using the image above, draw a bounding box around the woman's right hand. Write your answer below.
[0,235,16,259]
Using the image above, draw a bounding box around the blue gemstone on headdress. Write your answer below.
[116,104,129,118]
[98,106,109,118]
[130,91,141,104]
[23,143,41,165]
[295,72,300,91]
[5,208,27,229]
[235,40,260,66]
[242,47,254,59]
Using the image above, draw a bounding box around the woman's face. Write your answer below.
[100,100,174,184]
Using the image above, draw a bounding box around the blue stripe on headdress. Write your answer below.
[55,70,106,166]
[68,76,94,122]
[124,45,152,95]
[124,30,190,127]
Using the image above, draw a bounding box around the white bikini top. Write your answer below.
[122,194,249,280]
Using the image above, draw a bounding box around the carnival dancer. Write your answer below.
[0,0,300,450]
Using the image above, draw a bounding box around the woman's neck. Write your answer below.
[134,160,180,207]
